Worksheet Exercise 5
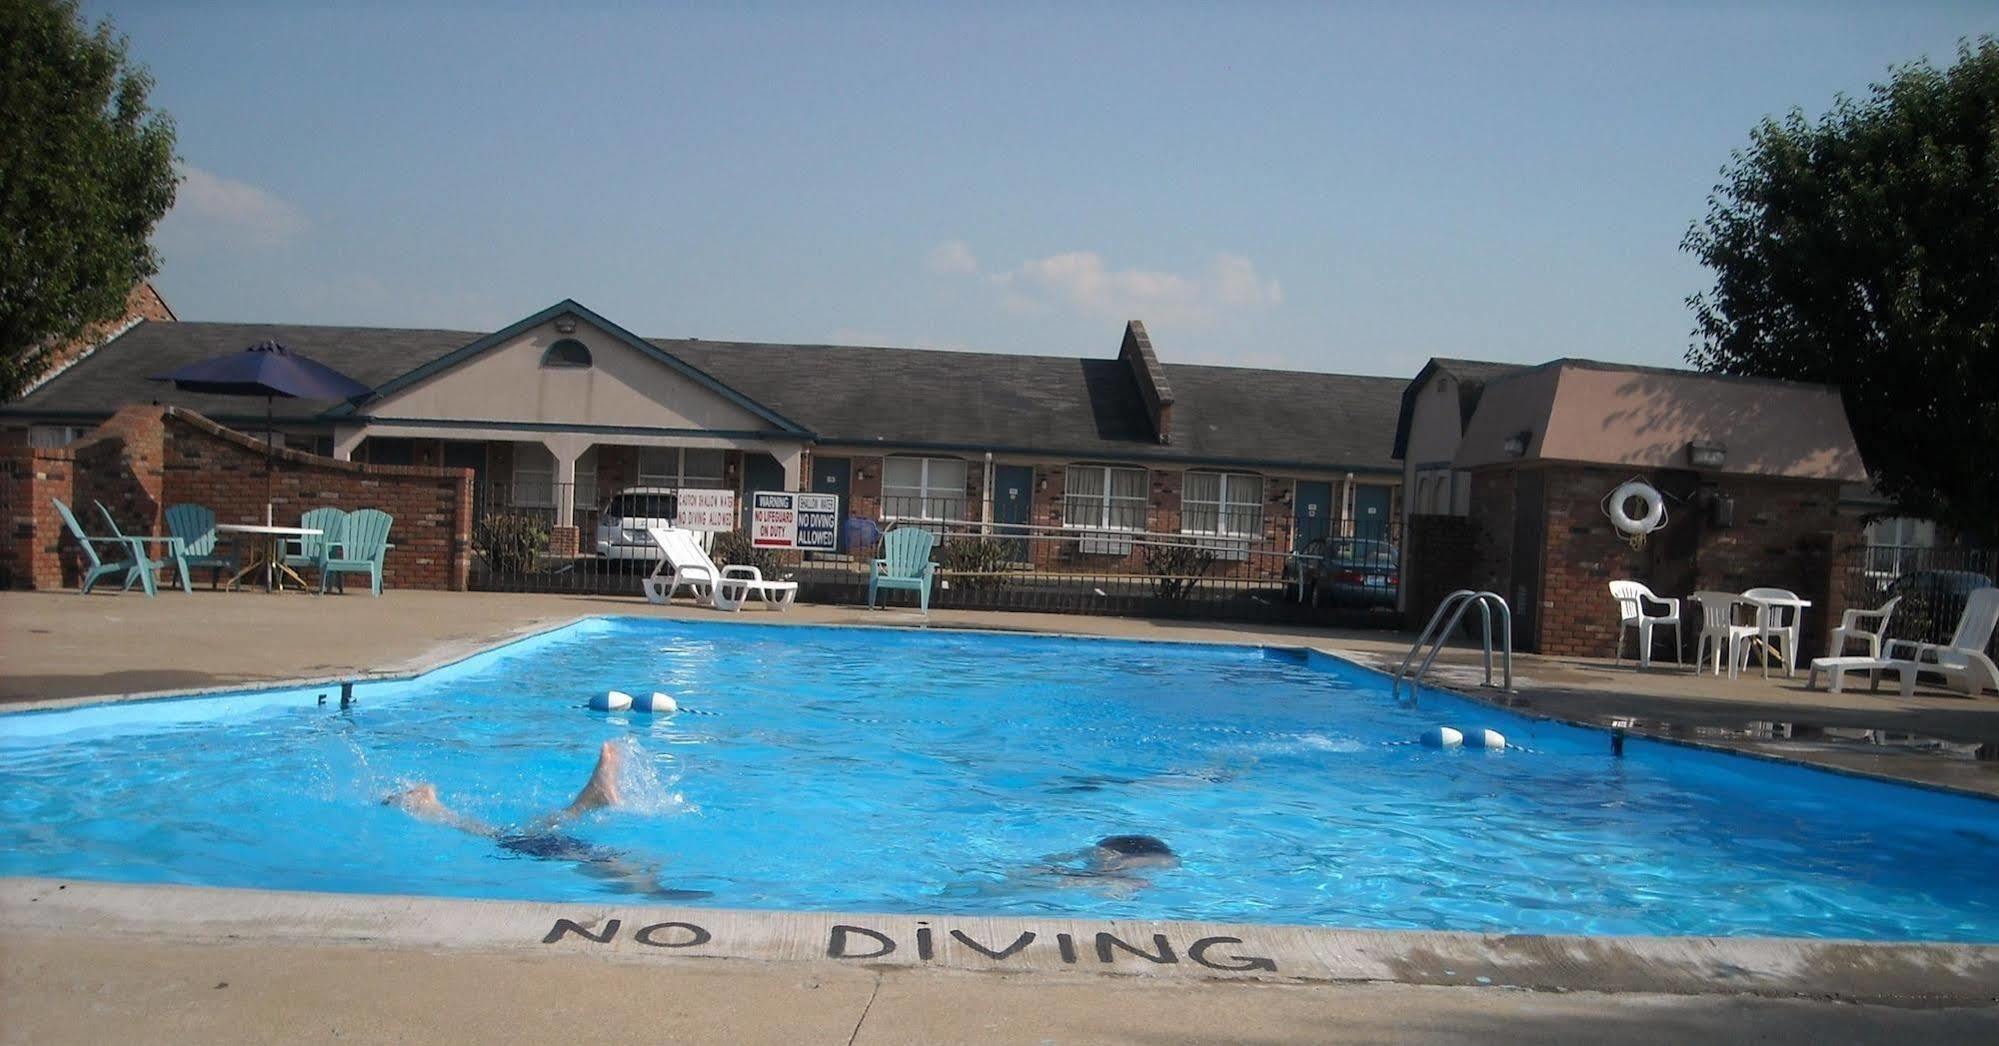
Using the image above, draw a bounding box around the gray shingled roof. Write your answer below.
[7,320,480,425]
[6,320,1406,473]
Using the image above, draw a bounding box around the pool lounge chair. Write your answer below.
[869,527,939,613]
[50,498,156,596]
[318,508,392,596]
[164,503,239,589]
[642,526,797,612]
[1881,586,1999,697]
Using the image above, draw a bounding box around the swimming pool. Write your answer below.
[3,618,1996,941]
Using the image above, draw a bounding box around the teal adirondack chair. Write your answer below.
[869,527,939,612]
[164,503,239,589]
[94,501,190,594]
[51,498,155,595]
[285,507,347,579]
[318,508,393,596]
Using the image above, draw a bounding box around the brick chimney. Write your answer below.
[1118,320,1174,444]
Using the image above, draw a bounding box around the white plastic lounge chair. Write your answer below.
[1827,596,1901,658]
[1805,655,1919,695]
[1879,586,1999,698]
[641,526,797,612]
[1691,591,1759,679]
[1608,580,1680,667]
[1741,586,1804,677]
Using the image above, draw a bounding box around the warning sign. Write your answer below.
[750,492,840,550]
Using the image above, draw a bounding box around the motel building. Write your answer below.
[3,299,1411,600]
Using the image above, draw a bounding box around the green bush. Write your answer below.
[709,529,786,578]
[1142,542,1218,599]
[475,513,550,574]
[938,538,1015,590]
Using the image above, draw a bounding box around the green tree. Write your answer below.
[0,0,177,401]
[1684,38,1999,546]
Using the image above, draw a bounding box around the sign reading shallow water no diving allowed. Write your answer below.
[751,491,839,550]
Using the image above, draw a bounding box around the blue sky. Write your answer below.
[93,1,1996,377]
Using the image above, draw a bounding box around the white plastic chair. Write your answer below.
[1884,586,1999,697]
[1827,596,1900,658]
[1692,591,1759,679]
[1742,587,1804,677]
[1608,580,1680,667]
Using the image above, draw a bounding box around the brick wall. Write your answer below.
[1465,463,1858,658]
[8,405,474,592]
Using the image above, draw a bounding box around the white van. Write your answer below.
[595,487,681,559]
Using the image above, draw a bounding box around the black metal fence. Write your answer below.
[1837,543,1996,654]
[468,481,1403,626]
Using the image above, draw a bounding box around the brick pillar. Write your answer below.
[548,525,580,558]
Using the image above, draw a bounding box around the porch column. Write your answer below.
[542,434,593,528]
[772,443,805,492]
[332,425,366,461]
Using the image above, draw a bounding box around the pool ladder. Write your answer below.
[1393,590,1513,700]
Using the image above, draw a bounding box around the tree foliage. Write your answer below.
[0,0,177,400]
[1684,38,1999,545]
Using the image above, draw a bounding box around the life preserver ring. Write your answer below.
[1607,481,1666,536]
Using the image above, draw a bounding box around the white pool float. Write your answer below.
[1462,728,1507,750]
[1420,726,1463,748]
[633,691,678,713]
[590,690,633,711]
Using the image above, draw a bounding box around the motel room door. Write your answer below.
[1352,484,1392,545]
[1293,481,1333,551]
[811,457,852,552]
[742,453,787,534]
[993,465,1034,561]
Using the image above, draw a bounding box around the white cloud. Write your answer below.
[924,239,979,276]
[988,250,1281,327]
[163,165,309,248]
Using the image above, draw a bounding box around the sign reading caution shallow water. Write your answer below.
[751,491,840,550]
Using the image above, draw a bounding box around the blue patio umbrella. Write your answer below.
[151,340,372,524]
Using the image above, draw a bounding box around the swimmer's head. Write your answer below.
[1095,834,1174,858]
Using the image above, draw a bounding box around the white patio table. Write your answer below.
[1739,591,1812,676]
[216,523,321,593]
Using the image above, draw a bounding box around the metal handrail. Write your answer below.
[1393,589,1513,699]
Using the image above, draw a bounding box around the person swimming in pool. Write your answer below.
[383,741,708,900]
[940,834,1180,901]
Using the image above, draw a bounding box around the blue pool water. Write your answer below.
[3,618,1997,941]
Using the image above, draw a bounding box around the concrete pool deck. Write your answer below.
[4,589,1998,1042]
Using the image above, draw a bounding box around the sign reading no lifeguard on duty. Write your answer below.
[751,492,839,550]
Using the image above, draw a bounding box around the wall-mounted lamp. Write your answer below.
[1502,430,1531,458]
[1687,441,1727,470]
[554,315,577,334]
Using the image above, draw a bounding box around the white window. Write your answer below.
[511,443,556,508]
[27,425,85,448]
[1864,516,1938,579]
[1065,465,1148,531]
[637,448,727,489]
[882,456,968,520]
[1182,471,1263,537]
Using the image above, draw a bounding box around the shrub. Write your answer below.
[709,529,785,578]
[1142,542,1218,599]
[475,512,549,574]
[938,537,1015,590]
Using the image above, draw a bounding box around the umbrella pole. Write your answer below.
[265,395,275,591]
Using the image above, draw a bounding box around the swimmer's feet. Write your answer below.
[567,740,624,815]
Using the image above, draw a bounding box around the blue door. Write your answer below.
[742,453,787,533]
[1352,484,1392,545]
[993,465,1034,561]
[1293,481,1332,552]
